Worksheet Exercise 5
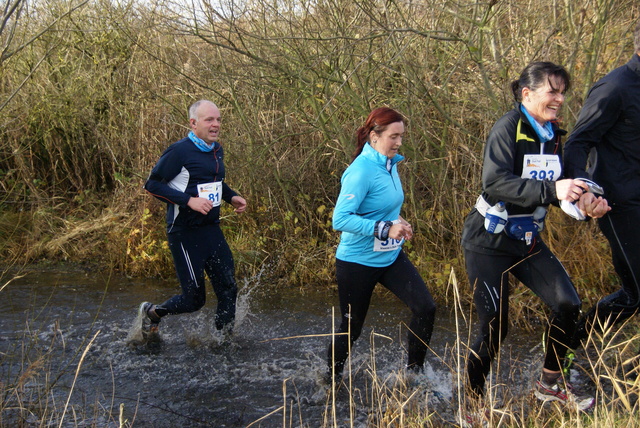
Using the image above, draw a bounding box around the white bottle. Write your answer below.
[484,201,508,234]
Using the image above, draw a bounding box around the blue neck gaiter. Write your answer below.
[520,104,554,143]
[188,131,214,152]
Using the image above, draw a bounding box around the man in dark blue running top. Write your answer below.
[136,99,247,340]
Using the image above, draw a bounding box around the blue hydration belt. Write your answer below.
[475,195,547,244]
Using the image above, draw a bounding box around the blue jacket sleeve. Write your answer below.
[332,167,376,236]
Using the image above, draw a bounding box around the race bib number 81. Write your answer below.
[198,181,222,207]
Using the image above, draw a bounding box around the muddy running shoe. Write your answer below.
[534,377,595,411]
[457,408,489,428]
[457,397,497,428]
[138,302,161,338]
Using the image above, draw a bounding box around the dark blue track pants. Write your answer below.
[162,224,237,330]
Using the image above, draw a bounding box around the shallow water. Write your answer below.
[0,267,551,427]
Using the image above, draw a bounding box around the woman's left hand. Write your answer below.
[577,192,611,219]
[390,217,413,240]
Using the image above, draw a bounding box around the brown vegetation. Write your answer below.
[0,0,638,312]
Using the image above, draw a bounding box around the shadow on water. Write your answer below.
[0,267,551,427]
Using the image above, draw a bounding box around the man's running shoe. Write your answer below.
[138,302,161,338]
[534,377,595,411]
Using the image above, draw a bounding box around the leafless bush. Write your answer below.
[0,0,638,297]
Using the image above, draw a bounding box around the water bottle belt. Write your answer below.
[474,195,544,219]
[474,195,491,217]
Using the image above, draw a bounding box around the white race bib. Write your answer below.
[198,181,222,207]
[522,154,561,181]
[373,237,404,252]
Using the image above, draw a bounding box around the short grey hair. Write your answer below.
[188,100,218,120]
[635,20,640,53]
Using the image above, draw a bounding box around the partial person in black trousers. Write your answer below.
[564,21,640,350]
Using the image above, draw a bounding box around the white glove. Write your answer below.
[560,199,586,221]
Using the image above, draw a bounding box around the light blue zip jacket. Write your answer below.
[334,142,405,267]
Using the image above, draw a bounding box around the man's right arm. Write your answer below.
[143,146,191,206]
[564,80,622,179]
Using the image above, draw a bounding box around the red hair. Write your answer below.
[353,107,405,159]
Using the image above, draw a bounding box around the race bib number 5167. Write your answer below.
[373,237,403,252]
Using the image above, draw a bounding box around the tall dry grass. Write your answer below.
[262,268,640,427]
[0,0,638,305]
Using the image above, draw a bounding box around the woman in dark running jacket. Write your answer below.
[460,62,606,420]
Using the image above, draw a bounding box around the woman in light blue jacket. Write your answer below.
[326,107,436,382]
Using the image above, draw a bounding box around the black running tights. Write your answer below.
[327,251,436,377]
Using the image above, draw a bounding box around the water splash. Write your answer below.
[125,303,146,346]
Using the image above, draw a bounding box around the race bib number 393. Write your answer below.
[522,154,561,181]
[198,181,222,207]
